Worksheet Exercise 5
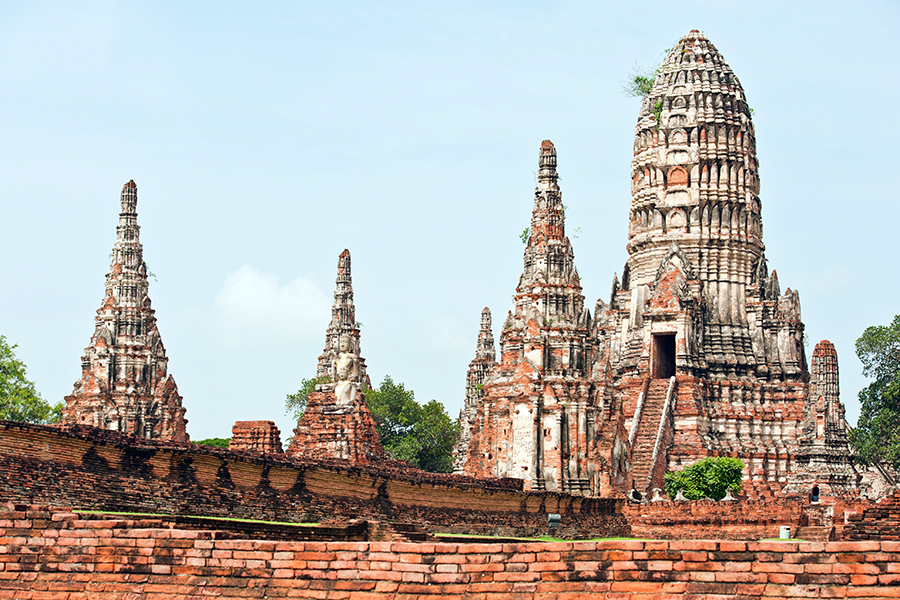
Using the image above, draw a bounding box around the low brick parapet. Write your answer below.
[2,504,899,598]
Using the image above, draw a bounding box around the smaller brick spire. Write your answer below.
[475,307,496,362]
[316,249,367,385]
[453,307,498,474]
[61,180,188,441]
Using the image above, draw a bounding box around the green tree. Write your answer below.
[364,376,460,473]
[285,375,330,422]
[622,63,658,98]
[195,437,230,448]
[663,456,744,500]
[0,335,63,424]
[849,314,900,468]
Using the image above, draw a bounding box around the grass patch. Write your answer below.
[77,510,318,527]
[434,532,647,543]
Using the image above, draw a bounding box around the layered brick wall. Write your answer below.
[0,421,627,539]
[2,504,899,599]
[845,490,900,541]
[624,497,805,540]
[229,420,283,454]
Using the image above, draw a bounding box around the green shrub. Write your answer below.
[663,456,744,500]
[195,437,230,448]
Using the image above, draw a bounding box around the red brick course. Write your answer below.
[624,496,807,540]
[2,504,900,598]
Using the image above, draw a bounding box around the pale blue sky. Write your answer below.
[1,1,897,440]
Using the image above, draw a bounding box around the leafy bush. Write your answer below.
[195,437,230,448]
[0,335,63,424]
[663,456,744,500]
[365,376,460,473]
[849,314,900,469]
[285,375,330,422]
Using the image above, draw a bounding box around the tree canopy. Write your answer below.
[195,437,230,448]
[849,314,900,469]
[285,375,330,422]
[0,335,63,424]
[663,456,744,500]
[286,374,459,473]
[364,376,459,473]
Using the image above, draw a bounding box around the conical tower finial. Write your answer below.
[317,249,367,383]
[537,140,558,186]
[475,307,496,362]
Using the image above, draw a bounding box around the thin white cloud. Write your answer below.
[214,266,330,345]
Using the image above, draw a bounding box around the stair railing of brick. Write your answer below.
[628,378,651,449]
[647,376,677,493]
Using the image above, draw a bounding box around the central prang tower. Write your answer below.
[461,30,862,500]
[593,30,813,495]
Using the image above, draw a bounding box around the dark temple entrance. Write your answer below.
[652,333,676,379]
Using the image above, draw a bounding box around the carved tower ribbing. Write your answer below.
[61,181,188,441]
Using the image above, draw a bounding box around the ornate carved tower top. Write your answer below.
[609,30,803,380]
[628,29,761,286]
[316,249,367,384]
[807,340,846,438]
[475,307,496,363]
[504,140,589,350]
[61,181,188,441]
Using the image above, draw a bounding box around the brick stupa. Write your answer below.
[453,307,497,474]
[285,250,383,464]
[230,421,283,454]
[60,181,189,441]
[461,31,874,500]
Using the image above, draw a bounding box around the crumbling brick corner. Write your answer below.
[230,420,283,454]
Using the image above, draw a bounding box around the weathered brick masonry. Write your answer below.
[844,490,900,541]
[2,503,899,599]
[624,498,806,541]
[0,421,630,539]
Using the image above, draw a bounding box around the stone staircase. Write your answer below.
[631,379,671,495]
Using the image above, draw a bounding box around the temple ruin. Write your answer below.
[60,180,189,441]
[462,140,631,496]
[460,30,870,500]
[286,249,384,463]
[453,307,497,474]
[230,420,283,454]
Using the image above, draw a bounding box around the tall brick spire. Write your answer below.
[453,307,497,474]
[515,140,584,326]
[463,141,609,495]
[61,181,188,441]
[316,249,367,385]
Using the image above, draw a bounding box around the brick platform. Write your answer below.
[2,504,899,599]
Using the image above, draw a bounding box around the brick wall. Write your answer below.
[2,504,899,599]
[0,421,628,539]
[625,497,806,540]
[844,490,900,541]
[1,421,884,543]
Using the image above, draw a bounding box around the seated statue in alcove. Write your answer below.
[332,333,359,407]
